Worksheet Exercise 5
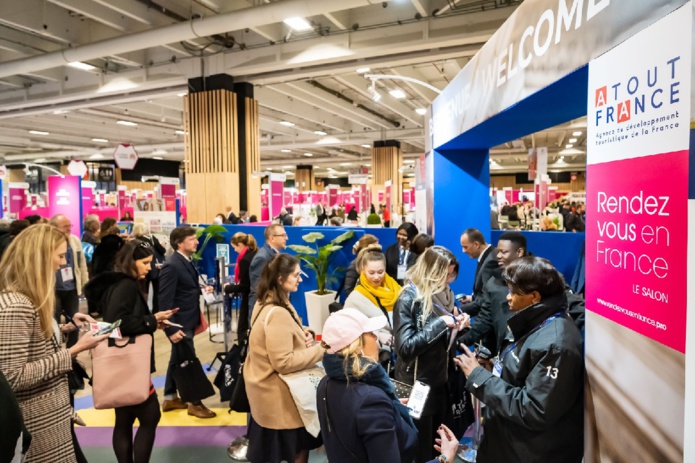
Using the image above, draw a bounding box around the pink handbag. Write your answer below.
[91,334,152,409]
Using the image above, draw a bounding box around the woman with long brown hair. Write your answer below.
[244,253,324,463]
[0,224,107,463]
[85,240,177,463]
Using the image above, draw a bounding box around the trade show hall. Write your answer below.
[0,1,693,463]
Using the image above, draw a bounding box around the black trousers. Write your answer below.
[113,393,161,463]
[55,289,80,348]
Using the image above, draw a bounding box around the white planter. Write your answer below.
[305,290,336,336]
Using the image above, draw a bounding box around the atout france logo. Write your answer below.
[593,56,682,128]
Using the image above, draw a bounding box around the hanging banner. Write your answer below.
[158,178,178,212]
[586,5,691,353]
[327,186,339,208]
[269,173,285,220]
[8,183,27,217]
[48,176,83,236]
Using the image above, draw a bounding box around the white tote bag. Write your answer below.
[279,364,326,437]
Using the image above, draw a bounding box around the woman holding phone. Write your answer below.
[85,240,177,463]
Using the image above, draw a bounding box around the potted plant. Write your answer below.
[288,230,354,334]
[191,224,227,270]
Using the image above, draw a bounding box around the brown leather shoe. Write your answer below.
[187,404,217,419]
[161,397,188,412]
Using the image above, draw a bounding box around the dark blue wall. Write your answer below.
[197,225,398,323]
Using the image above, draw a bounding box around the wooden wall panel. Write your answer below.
[186,172,239,223]
[245,98,261,218]
[119,181,158,191]
[372,145,403,216]
[490,172,586,193]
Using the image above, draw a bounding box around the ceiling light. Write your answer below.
[365,163,371,167]
[314,130,327,136]
[566,144,573,148]
[329,175,338,179]
[404,160,415,164]
[281,149,292,153]
[327,167,337,172]
[175,130,187,135]
[303,152,313,157]
[29,130,49,135]
[153,156,164,160]
[340,162,352,166]
[280,121,295,127]
[117,120,138,126]
[283,17,313,31]
[361,144,371,148]
[415,108,427,115]
[34,158,46,163]
[266,167,273,171]
[572,131,582,136]
[356,67,371,74]
[569,138,577,143]
[89,153,104,159]
[389,89,406,99]
[67,61,96,71]
[92,138,108,143]
[53,109,70,115]
[282,165,293,169]
[177,93,187,97]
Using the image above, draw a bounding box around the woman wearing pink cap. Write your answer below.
[317,308,459,463]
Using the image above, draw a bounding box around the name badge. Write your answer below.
[60,267,74,283]
[203,292,216,305]
[492,359,503,378]
[397,264,407,280]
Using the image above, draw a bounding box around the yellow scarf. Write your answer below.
[355,272,402,312]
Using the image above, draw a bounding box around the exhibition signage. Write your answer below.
[48,176,83,236]
[528,147,548,181]
[268,173,285,220]
[216,243,230,262]
[67,160,88,178]
[586,6,690,353]
[431,0,688,148]
[113,144,139,170]
[8,183,27,216]
[81,186,94,214]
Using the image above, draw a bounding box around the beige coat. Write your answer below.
[244,302,323,430]
[0,292,76,463]
[68,234,89,295]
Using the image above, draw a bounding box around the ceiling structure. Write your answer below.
[0,0,587,181]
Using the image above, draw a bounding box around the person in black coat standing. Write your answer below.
[84,240,177,463]
[459,228,502,317]
[455,257,584,463]
[385,222,418,286]
[158,226,216,419]
[224,232,258,345]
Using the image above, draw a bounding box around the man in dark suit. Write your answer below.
[248,224,288,316]
[159,226,216,418]
[459,228,502,317]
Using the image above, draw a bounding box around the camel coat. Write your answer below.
[244,301,323,430]
[0,291,76,463]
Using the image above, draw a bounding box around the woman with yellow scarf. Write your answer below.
[343,247,402,349]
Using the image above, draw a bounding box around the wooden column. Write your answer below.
[295,165,314,191]
[242,96,261,217]
[184,88,239,223]
[371,140,403,220]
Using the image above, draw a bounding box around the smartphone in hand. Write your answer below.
[94,319,122,336]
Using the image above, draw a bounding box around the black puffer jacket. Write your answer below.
[393,284,450,389]
[465,292,584,463]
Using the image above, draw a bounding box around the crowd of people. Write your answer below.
[0,209,586,463]
[493,198,586,233]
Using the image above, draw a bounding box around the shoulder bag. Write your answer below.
[91,335,153,409]
[267,306,326,437]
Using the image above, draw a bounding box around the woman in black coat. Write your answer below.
[384,222,419,286]
[224,232,259,345]
[454,257,584,463]
[394,246,469,462]
[84,240,176,463]
[132,223,167,313]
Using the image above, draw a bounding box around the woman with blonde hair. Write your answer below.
[224,232,259,345]
[394,246,470,462]
[0,224,107,463]
[244,253,324,463]
[343,234,379,298]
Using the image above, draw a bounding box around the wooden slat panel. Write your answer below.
[119,181,158,191]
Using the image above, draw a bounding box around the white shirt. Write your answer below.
[478,244,492,263]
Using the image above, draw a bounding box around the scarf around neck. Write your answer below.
[355,272,402,312]
[323,353,414,427]
[432,287,455,314]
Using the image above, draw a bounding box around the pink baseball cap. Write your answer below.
[322,308,388,354]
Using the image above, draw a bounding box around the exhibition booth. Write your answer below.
[427,0,694,461]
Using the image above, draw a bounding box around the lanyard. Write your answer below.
[499,311,565,363]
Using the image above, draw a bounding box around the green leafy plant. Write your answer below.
[367,213,382,225]
[191,224,227,263]
[288,230,355,295]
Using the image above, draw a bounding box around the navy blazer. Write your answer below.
[317,377,418,463]
[461,245,502,317]
[159,252,202,336]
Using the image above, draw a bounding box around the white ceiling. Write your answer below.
[0,0,586,180]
